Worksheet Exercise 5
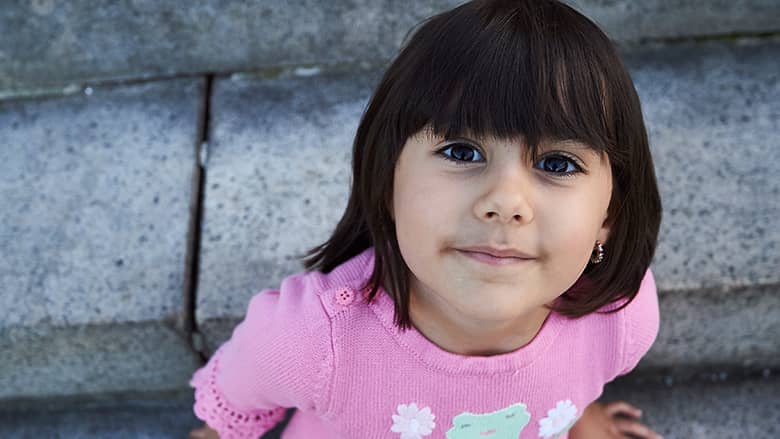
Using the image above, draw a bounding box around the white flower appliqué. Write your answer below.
[390,402,436,439]
[538,400,578,438]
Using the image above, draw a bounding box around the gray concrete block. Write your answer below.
[196,38,780,371]
[0,323,198,401]
[2,0,779,97]
[0,397,201,439]
[0,78,204,400]
[0,394,288,439]
[624,39,780,291]
[601,372,780,438]
[196,70,381,350]
[570,0,780,44]
[645,284,780,372]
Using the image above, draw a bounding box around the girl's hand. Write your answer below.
[187,423,220,439]
[569,401,663,439]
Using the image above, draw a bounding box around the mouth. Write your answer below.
[456,249,535,266]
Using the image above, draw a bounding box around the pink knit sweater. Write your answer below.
[190,246,659,439]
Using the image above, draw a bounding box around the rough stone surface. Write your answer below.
[646,284,780,371]
[0,323,198,401]
[623,39,780,291]
[196,39,780,369]
[196,69,381,350]
[0,78,204,400]
[601,372,780,438]
[0,395,295,439]
[0,397,202,439]
[570,0,780,43]
[2,0,779,97]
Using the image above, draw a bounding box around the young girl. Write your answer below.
[188,0,663,438]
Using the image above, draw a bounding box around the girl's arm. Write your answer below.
[188,271,334,438]
[569,400,663,439]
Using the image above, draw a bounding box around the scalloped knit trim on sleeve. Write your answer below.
[190,347,287,439]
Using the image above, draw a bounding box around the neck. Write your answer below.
[408,294,552,356]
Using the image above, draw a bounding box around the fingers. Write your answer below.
[604,400,643,419]
[613,418,664,439]
[188,427,216,439]
[603,401,663,439]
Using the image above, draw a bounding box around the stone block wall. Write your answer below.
[1,0,778,435]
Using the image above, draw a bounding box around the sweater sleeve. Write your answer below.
[189,272,333,438]
[617,267,661,377]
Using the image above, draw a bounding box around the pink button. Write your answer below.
[334,287,355,306]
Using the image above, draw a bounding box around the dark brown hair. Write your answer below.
[300,0,662,329]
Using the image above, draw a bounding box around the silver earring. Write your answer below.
[590,240,605,264]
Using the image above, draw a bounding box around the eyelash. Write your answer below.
[435,142,585,179]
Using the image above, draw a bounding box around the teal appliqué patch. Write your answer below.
[446,402,531,439]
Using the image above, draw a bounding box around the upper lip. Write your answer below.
[458,245,536,259]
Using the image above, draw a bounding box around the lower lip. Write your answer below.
[457,250,534,266]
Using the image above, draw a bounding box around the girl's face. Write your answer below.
[392,128,613,333]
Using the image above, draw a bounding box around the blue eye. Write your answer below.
[535,154,583,178]
[436,143,584,178]
[436,143,485,165]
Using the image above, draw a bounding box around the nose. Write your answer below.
[473,165,534,225]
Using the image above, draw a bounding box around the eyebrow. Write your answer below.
[545,139,591,150]
[547,139,602,153]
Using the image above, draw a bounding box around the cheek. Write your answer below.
[539,195,601,261]
[393,175,449,283]
[393,170,432,246]
[395,177,447,238]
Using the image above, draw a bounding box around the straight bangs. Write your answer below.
[390,0,624,163]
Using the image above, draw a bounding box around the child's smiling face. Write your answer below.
[391,127,613,350]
